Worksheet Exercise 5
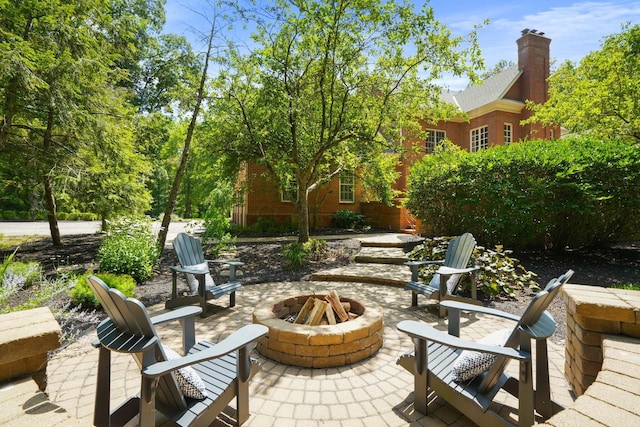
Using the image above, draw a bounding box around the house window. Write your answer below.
[339,171,355,203]
[470,125,489,152]
[426,129,446,153]
[504,123,513,144]
[281,178,298,202]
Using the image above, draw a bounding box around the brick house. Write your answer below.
[232,29,559,232]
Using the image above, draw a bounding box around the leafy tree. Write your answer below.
[156,13,223,253]
[210,0,484,242]
[0,0,164,244]
[131,34,202,113]
[526,23,640,142]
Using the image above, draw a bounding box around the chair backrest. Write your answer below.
[173,232,206,267]
[87,275,187,410]
[443,233,476,269]
[478,269,574,392]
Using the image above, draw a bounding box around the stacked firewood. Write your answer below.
[293,290,358,325]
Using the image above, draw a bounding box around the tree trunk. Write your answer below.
[298,187,310,243]
[43,110,61,246]
[156,25,215,253]
[43,175,61,245]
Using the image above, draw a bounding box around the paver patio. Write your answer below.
[45,280,573,426]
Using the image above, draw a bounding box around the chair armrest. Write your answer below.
[404,260,444,267]
[405,260,444,281]
[142,324,269,377]
[169,265,207,275]
[440,300,521,322]
[207,259,245,267]
[151,306,202,351]
[150,306,202,325]
[397,320,526,360]
[207,260,244,282]
[437,266,479,276]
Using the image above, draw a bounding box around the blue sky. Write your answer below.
[163,0,640,90]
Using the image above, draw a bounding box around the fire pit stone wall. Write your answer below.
[252,294,384,368]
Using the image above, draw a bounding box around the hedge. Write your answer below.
[405,137,640,249]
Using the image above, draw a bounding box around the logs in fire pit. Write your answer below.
[283,290,357,325]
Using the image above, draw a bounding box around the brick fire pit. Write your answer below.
[252,294,384,368]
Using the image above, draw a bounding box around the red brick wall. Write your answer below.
[241,163,363,229]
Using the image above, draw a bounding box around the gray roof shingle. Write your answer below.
[443,65,522,112]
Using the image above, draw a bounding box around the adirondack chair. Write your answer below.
[396,269,574,427]
[167,232,244,316]
[87,275,268,427]
[405,233,479,316]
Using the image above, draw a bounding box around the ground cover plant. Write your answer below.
[407,236,539,298]
[0,250,101,345]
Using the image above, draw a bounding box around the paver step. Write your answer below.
[0,377,80,426]
[311,263,410,287]
[357,234,423,249]
[354,247,409,265]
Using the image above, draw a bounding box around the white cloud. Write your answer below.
[491,1,640,63]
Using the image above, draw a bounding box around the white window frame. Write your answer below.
[426,129,446,154]
[470,125,489,152]
[281,178,298,202]
[339,171,355,203]
[504,123,513,144]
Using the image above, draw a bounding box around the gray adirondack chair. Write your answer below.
[167,232,244,317]
[405,233,479,316]
[87,275,267,427]
[397,269,574,427]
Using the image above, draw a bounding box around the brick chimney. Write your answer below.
[517,29,556,138]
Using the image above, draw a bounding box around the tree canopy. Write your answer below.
[526,23,640,142]
[209,0,484,242]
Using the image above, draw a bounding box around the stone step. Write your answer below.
[354,247,409,265]
[357,234,423,249]
[311,263,411,287]
[0,377,80,426]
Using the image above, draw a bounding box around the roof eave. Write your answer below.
[466,99,525,119]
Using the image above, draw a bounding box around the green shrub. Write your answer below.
[408,236,538,298]
[303,238,328,261]
[98,217,159,283]
[236,216,297,235]
[284,242,307,270]
[2,210,17,220]
[332,209,368,230]
[611,283,640,291]
[70,272,136,308]
[406,137,640,249]
[200,186,236,258]
[283,238,328,269]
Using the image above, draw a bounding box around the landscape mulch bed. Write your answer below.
[2,233,639,344]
